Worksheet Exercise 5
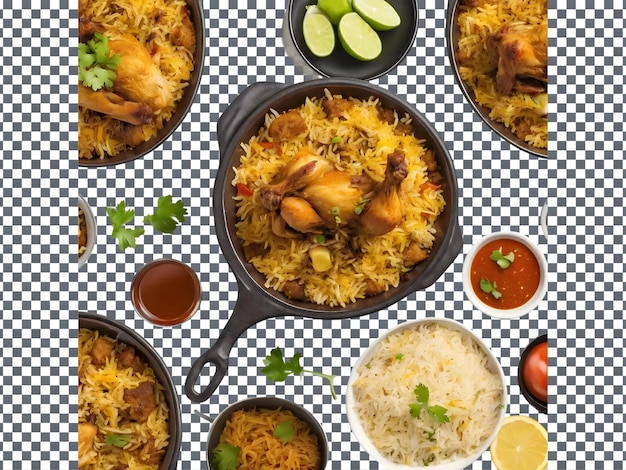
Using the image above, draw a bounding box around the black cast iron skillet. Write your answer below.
[79,312,182,470]
[446,0,548,158]
[79,0,205,167]
[185,78,463,403]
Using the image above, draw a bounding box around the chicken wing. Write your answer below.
[259,151,333,211]
[79,85,153,126]
[488,22,548,95]
[108,35,172,111]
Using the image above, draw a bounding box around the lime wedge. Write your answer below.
[352,0,401,31]
[338,12,382,61]
[303,6,336,58]
[317,0,353,25]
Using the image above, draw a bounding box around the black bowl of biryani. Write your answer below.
[206,396,328,470]
[447,0,548,157]
[78,0,205,166]
[184,78,462,402]
[286,0,419,80]
[347,317,507,469]
[78,312,182,469]
[78,193,96,269]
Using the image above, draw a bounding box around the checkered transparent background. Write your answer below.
[0,0,623,468]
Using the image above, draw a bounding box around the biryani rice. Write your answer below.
[78,328,170,469]
[233,90,446,307]
[78,0,195,159]
[456,0,548,148]
[351,322,504,466]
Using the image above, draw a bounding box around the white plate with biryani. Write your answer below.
[346,318,507,469]
[78,0,204,166]
[447,0,548,157]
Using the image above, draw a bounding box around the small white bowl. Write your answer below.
[78,194,96,269]
[346,317,507,470]
[462,231,547,319]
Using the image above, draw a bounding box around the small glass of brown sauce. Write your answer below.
[131,258,202,326]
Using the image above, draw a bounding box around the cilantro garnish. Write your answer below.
[409,383,450,424]
[273,420,295,443]
[489,248,515,269]
[354,200,367,215]
[105,433,130,448]
[212,443,240,470]
[107,196,187,251]
[330,207,342,224]
[261,348,338,400]
[106,200,145,251]
[78,32,120,91]
[143,195,187,234]
[480,278,502,299]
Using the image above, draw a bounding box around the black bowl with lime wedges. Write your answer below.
[287,0,418,80]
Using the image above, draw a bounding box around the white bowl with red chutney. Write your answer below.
[462,231,548,319]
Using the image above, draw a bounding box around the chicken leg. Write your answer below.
[358,149,408,237]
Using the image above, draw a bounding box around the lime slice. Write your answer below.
[302,6,336,58]
[352,0,401,31]
[317,0,353,25]
[338,12,382,61]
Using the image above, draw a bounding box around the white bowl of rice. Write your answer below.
[346,318,507,469]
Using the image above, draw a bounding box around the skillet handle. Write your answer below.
[413,221,463,291]
[217,81,288,155]
[184,287,272,403]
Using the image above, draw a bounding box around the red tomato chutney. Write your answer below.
[470,238,541,310]
[131,259,201,326]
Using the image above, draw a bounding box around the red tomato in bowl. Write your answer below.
[522,341,548,403]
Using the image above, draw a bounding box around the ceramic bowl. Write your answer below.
[286,0,419,80]
[346,317,507,469]
[78,193,96,269]
[462,231,548,319]
[205,396,328,470]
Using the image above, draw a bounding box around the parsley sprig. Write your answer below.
[78,32,120,91]
[261,348,338,400]
[409,383,450,424]
[143,195,187,233]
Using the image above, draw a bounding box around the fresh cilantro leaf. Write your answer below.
[106,201,145,251]
[424,430,436,442]
[273,420,295,443]
[105,433,130,448]
[409,403,423,418]
[480,278,502,299]
[409,383,449,425]
[79,32,120,91]
[143,195,187,234]
[212,443,240,470]
[414,383,429,404]
[489,248,515,269]
[395,353,404,360]
[261,348,337,400]
[428,405,450,424]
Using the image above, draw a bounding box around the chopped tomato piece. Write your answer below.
[236,183,253,197]
[419,182,442,194]
[258,141,274,149]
